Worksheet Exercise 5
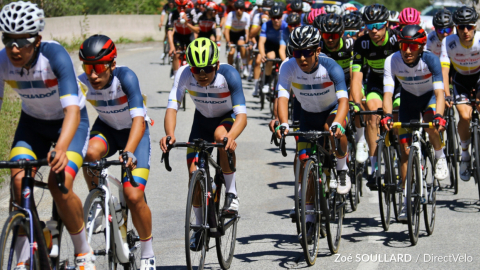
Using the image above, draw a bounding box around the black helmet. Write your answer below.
[362,4,389,23]
[269,6,284,17]
[79,34,117,62]
[320,13,344,33]
[344,11,363,29]
[289,0,303,12]
[262,0,274,8]
[286,12,301,25]
[288,25,321,50]
[312,14,326,29]
[453,6,478,25]
[397,24,427,45]
[234,0,245,9]
[286,40,294,58]
[433,9,454,28]
[303,11,311,25]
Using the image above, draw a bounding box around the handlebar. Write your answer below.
[0,152,68,194]
[265,58,282,63]
[270,121,280,147]
[278,126,344,157]
[391,120,435,129]
[82,152,138,188]
[161,137,236,172]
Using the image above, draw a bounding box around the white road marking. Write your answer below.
[126,47,153,51]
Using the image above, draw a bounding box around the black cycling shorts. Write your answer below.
[174,32,194,49]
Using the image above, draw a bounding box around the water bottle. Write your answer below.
[112,196,124,226]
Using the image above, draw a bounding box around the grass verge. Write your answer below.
[0,86,21,184]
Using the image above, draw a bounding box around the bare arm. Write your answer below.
[160,108,178,152]
[350,71,364,104]
[49,105,80,173]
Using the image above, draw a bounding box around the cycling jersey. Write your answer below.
[384,51,444,97]
[320,37,354,85]
[440,31,480,75]
[168,64,247,118]
[0,41,86,120]
[196,13,220,32]
[426,31,443,57]
[167,8,198,35]
[161,4,177,15]
[79,66,146,130]
[260,20,288,45]
[352,29,399,80]
[277,56,348,113]
[225,11,250,32]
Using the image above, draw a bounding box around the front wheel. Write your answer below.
[377,142,392,231]
[473,125,480,201]
[423,144,436,235]
[406,149,421,246]
[325,187,344,254]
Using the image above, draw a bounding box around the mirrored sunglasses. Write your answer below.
[82,63,111,75]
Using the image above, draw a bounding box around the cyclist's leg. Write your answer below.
[123,125,155,259]
[227,32,239,65]
[365,90,383,175]
[238,31,247,64]
[172,33,187,76]
[214,113,237,196]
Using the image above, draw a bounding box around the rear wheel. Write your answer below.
[325,186,344,254]
[391,144,403,222]
[347,132,359,212]
[406,149,421,246]
[216,176,238,269]
[473,125,480,201]
[377,142,392,231]
[447,108,459,194]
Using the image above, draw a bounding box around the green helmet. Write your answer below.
[186,38,219,68]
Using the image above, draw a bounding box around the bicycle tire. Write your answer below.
[83,189,117,270]
[294,158,301,235]
[347,133,359,212]
[473,125,480,201]
[391,144,403,222]
[406,149,421,246]
[56,220,75,269]
[447,108,459,194]
[300,159,320,266]
[215,178,238,269]
[123,200,142,270]
[325,185,344,254]
[185,170,207,270]
[377,141,392,231]
[269,75,278,118]
[423,143,436,235]
[0,211,40,270]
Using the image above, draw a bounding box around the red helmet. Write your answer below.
[397,25,427,45]
[399,7,420,25]
[175,0,189,6]
[245,1,252,11]
[197,0,207,5]
[186,1,195,9]
[79,35,117,62]
[206,2,217,11]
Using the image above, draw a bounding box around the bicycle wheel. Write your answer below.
[0,211,40,270]
[185,170,207,270]
[300,159,320,266]
[215,178,238,269]
[57,220,75,269]
[123,203,142,270]
[423,143,436,235]
[83,189,117,270]
[235,54,241,74]
[294,159,301,235]
[347,135,359,212]
[269,76,278,118]
[163,42,170,65]
[447,108,459,194]
[391,144,403,222]
[325,186,344,254]
[473,125,480,201]
[406,149,421,246]
[377,141,392,231]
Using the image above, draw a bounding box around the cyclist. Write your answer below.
[167,0,198,79]
[388,10,400,30]
[159,0,177,60]
[254,6,287,96]
[285,0,303,17]
[426,9,455,58]
[78,35,155,269]
[0,2,93,269]
[341,3,358,16]
[399,7,421,29]
[382,25,449,220]
[161,38,247,250]
[279,12,301,60]
[343,11,364,40]
[441,6,480,181]
[276,26,351,202]
[225,0,251,78]
[351,4,400,190]
[325,4,342,15]
[194,1,220,41]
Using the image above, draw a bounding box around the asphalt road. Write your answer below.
[1,42,480,270]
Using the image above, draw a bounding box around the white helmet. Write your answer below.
[325,5,342,15]
[359,6,366,15]
[341,3,357,15]
[256,0,263,6]
[0,1,44,35]
[388,10,399,22]
[302,2,311,13]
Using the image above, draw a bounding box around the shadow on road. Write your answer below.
[266,162,294,170]
[437,198,480,213]
[267,180,295,189]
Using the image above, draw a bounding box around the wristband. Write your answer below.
[275,125,281,132]
[124,151,137,164]
[330,122,345,134]
[281,123,290,130]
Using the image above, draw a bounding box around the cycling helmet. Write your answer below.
[303,12,311,25]
[341,3,357,15]
[288,25,321,49]
[288,0,303,13]
[213,0,222,4]
[234,0,245,9]
[399,7,420,25]
[308,8,326,25]
[175,0,189,6]
[344,11,363,29]
[286,40,293,58]
[302,2,311,13]
[269,6,284,17]
[453,6,478,25]
[433,9,454,28]
[274,2,286,9]
[186,37,219,68]
[362,4,389,23]
[0,1,45,35]
[320,13,344,33]
[286,12,301,25]
[206,2,218,11]
[325,5,342,15]
[388,10,399,22]
[245,1,253,11]
[256,0,263,6]
[197,0,207,5]
[397,24,427,45]
[79,35,117,62]
[359,6,366,15]
[312,13,324,29]
[262,0,274,8]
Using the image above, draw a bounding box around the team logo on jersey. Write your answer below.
[355,54,361,59]
[369,53,376,57]
[448,41,456,49]
[456,54,464,57]
[338,52,345,57]
[472,52,480,56]
[384,50,392,55]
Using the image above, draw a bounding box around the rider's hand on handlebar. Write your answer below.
[329,122,344,138]
[276,127,289,139]
[160,135,176,153]
[269,119,279,132]
[119,154,137,171]
[168,47,175,57]
[381,114,394,131]
[48,148,68,174]
[445,95,453,108]
[261,54,267,63]
[223,134,237,152]
[433,114,446,132]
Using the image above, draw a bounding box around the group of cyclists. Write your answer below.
[0,0,480,268]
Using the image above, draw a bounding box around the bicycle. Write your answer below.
[278,126,346,265]
[259,58,282,116]
[228,43,250,77]
[444,105,459,194]
[391,120,438,245]
[161,137,239,270]
[0,152,75,270]
[82,152,142,269]
[162,40,171,66]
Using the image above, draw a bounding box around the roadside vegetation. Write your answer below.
[0,86,21,183]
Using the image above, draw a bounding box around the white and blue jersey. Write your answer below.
[260,20,288,45]
[277,56,348,113]
[167,64,247,117]
[281,27,290,46]
[79,66,146,130]
[384,51,444,96]
[0,41,86,120]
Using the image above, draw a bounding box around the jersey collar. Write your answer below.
[371,30,389,47]
[324,37,343,53]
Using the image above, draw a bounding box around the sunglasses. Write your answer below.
[288,23,301,29]
[322,33,340,40]
[365,21,387,31]
[82,63,111,75]
[457,24,476,31]
[399,43,422,52]
[389,22,400,27]
[235,8,244,11]
[344,30,358,36]
[190,65,217,74]
[436,27,453,35]
[2,35,36,48]
[271,16,282,20]
[292,49,315,58]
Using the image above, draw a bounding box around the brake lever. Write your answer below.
[280,126,287,157]
[161,136,172,172]
[331,125,346,158]
[223,137,236,172]
[271,121,280,146]
[122,152,139,188]
[50,151,68,194]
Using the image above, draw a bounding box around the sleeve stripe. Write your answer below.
[233,104,245,108]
